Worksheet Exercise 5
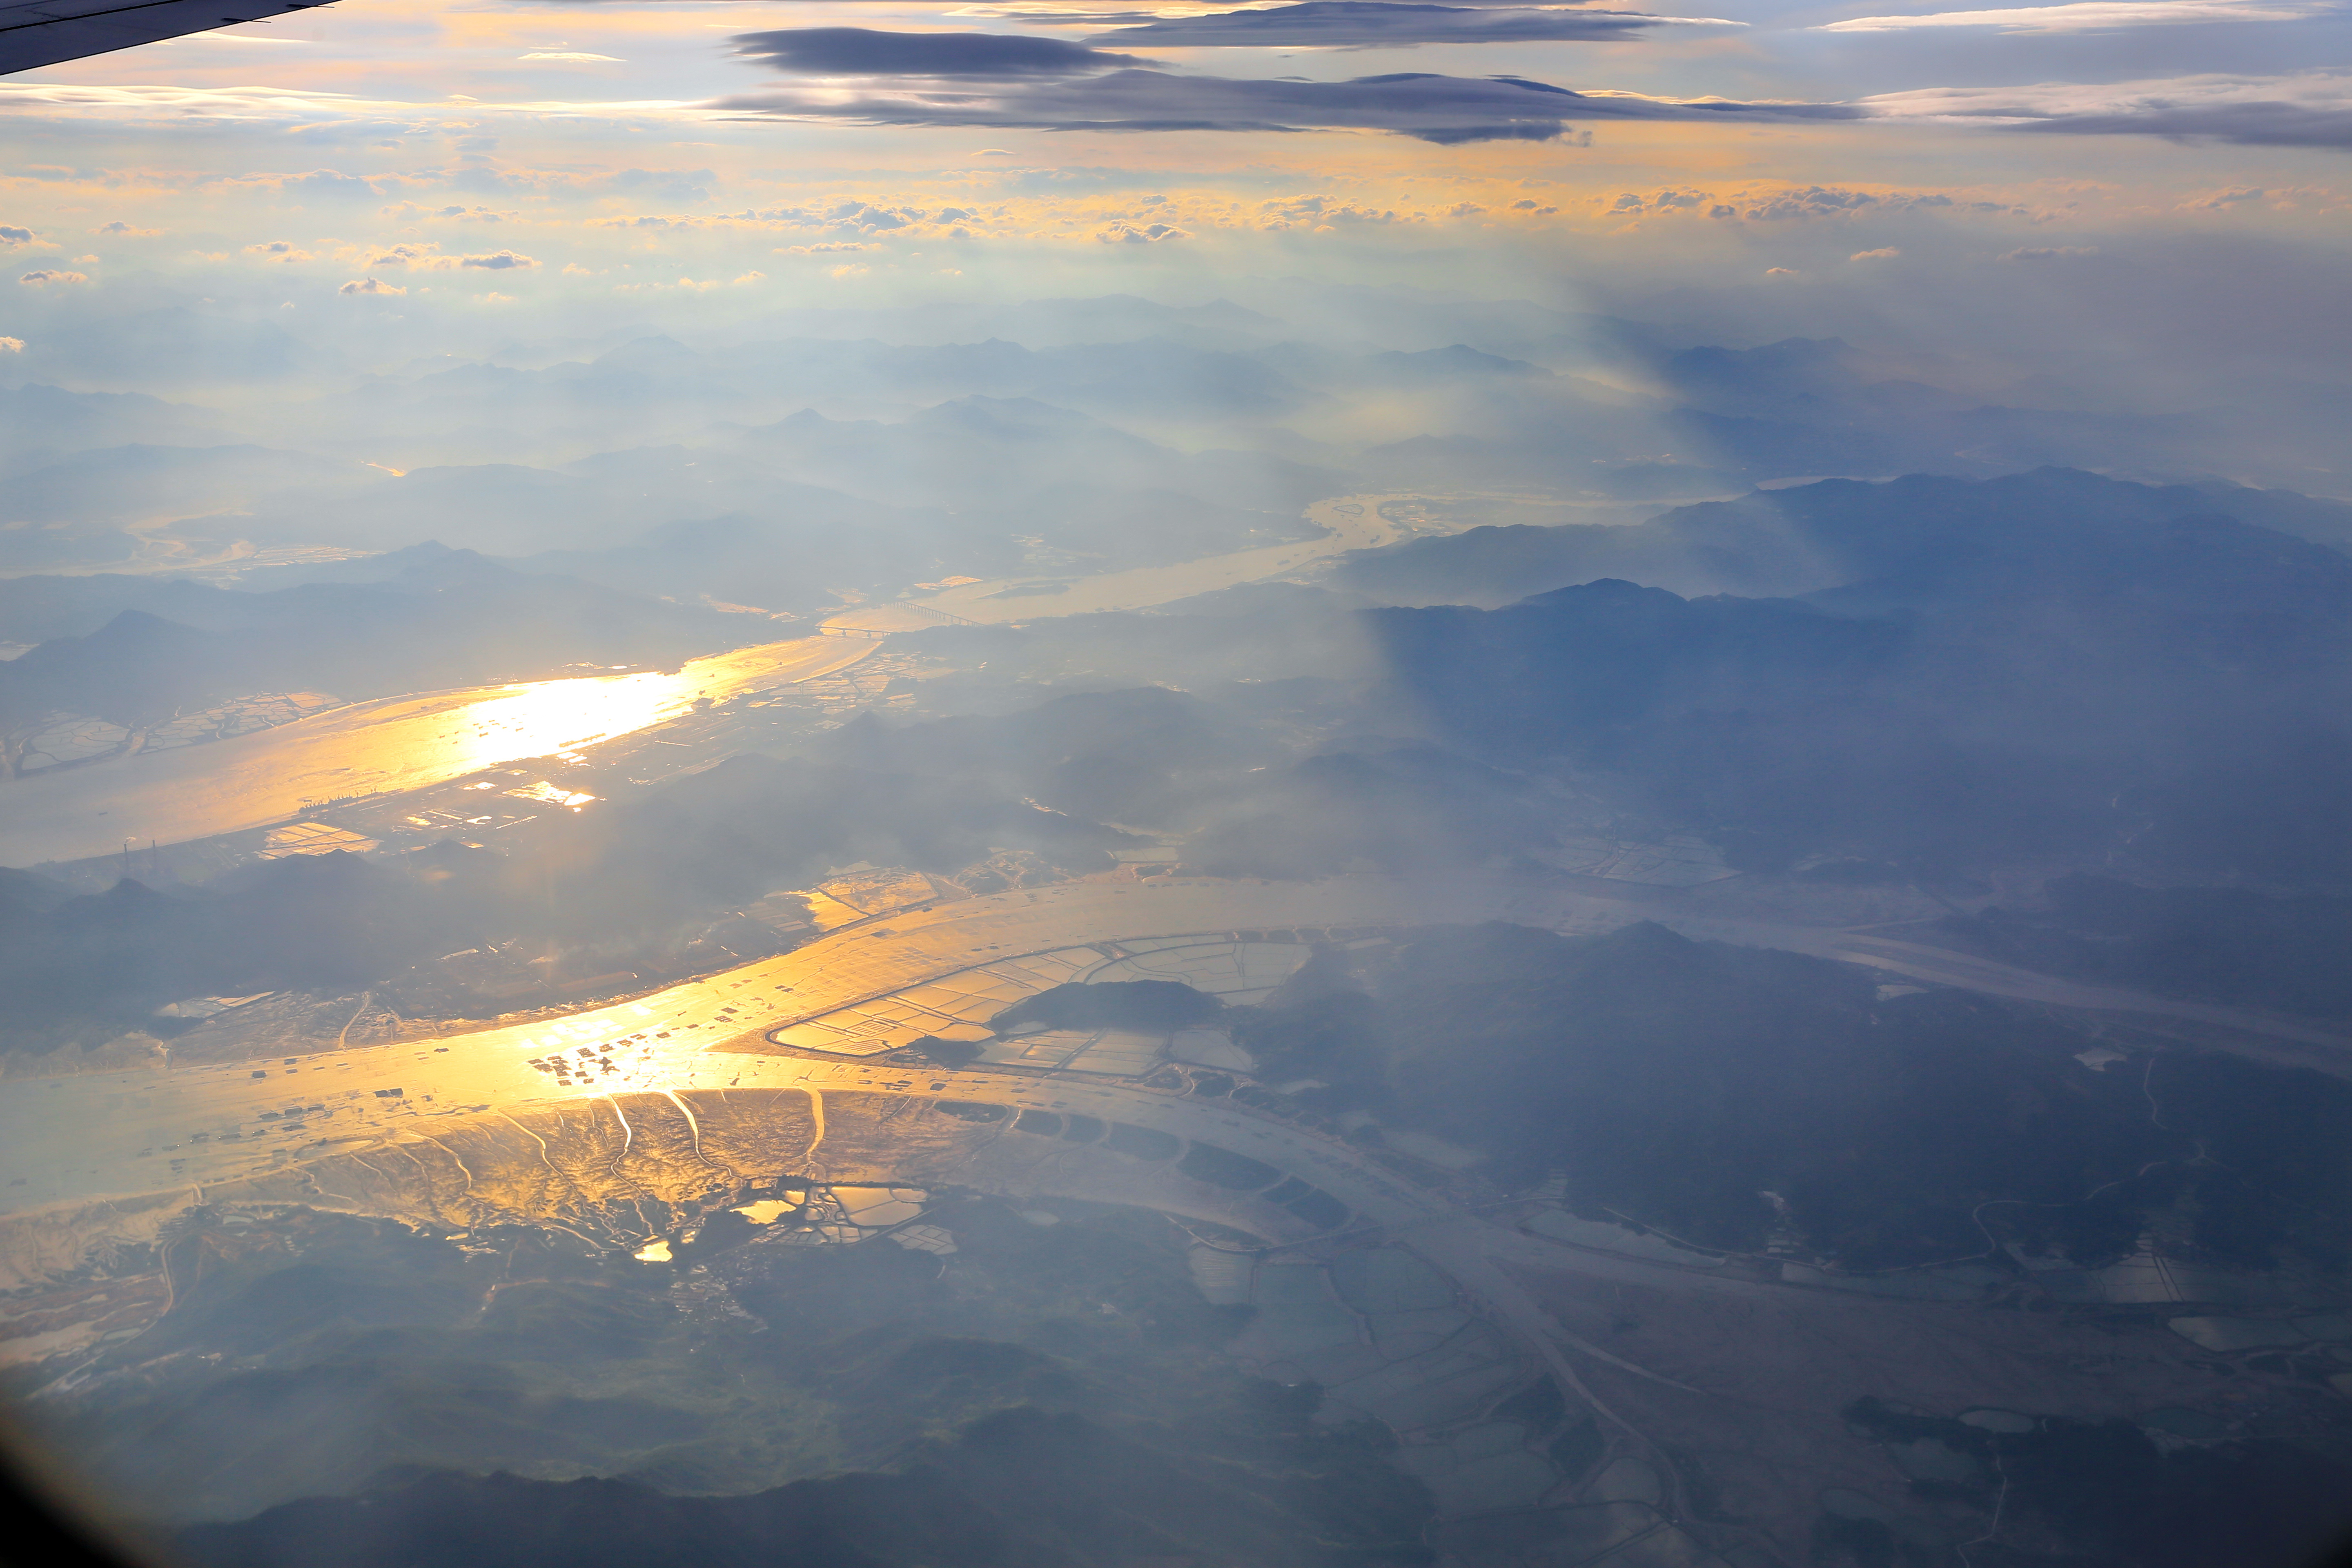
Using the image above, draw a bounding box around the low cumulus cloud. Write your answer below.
[1074,2,1735,48]
[1864,70,2352,147]
[1705,185,2019,220]
[1099,219,1189,242]
[1258,192,1413,227]
[2183,185,2270,207]
[94,220,164,236]
[715,47,1855,142]
[2172,184,2334,208]
[18,269,87,285]
[245,240,314,262]
[0,336,22,352]
[365,243,540,272]
[339,276,405,294]
[611,271,769,293]
[1823,0,2325,32]
[285,169,380,200]
[2000,244,2099,259]
[0,225,34,245]
[1609,187,1709,213]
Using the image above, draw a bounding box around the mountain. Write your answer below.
[1336,467,2352,607]
[813,688,1275,829]
[0,383,238,480]
[733,398,1345,517]
[1365,470,2352,880]
[0,552,768,731]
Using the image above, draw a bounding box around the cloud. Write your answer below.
[713,64,1858,143]
[2170,184,2336,208]
[733,28,1141,76]
[2000,244,2099,259]
[94,221,163,236]
[1822,0,2323,33]
[18,270,87,285]
[245,240,314,262]
[0,336,21,352]
[1609,187,1710,213]
[0,225,32,245]
[1764,266,1802,277]
[364,244,540,272]
[520,51,624,61]
[1863,70,2352,147]
[781,241,872,253]
[285,169,380,200]
[1850,246,1901,259]
[1703,185,2017,220]
[1075,2,1737,48]
[1258,192,1411,226]
[339,276,406,294]
[1099,220,1189,242]
[821,200,915,230]
[2182,186,2268,207]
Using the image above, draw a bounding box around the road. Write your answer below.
[0,635,874,867]
[1659,915,2352,1064]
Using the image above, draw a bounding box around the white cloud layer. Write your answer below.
[1822,0,2327,33]
[1863,69,2352,146]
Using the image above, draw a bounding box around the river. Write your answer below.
[818,493,1431,633]
[0,636,875,868]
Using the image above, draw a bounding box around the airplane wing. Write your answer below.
[0,0,336,76]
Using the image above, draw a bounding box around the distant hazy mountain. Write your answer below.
[812,688,1276,829]
[0,385,236,481]
[731,396,1345,517]
[1364,470,2352,880]
[1336,467,2352,607]
[0,551,766,732]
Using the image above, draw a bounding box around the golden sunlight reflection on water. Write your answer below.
[0,636,877,868]
[419,668,700,777]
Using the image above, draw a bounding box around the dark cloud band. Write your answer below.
[712,65,1860,144]
[2002,100,2352,147]
[1078,2,1714,48]
[733,27,1140,77]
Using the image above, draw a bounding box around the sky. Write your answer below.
[0,0,2348,423]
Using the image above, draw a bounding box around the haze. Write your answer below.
[2,5,2351,1568]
